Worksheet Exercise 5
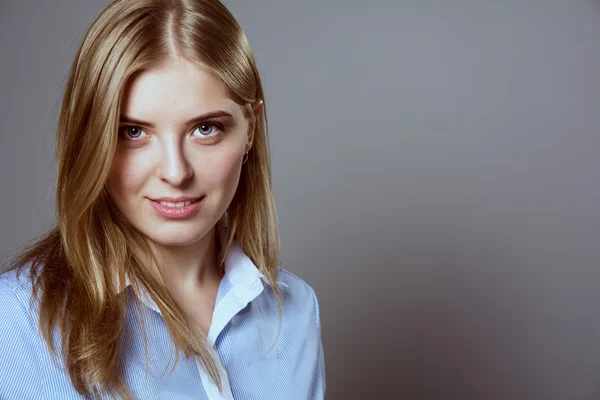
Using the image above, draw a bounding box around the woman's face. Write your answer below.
[106,58,254,249]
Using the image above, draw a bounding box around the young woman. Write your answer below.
[0,0,325,399]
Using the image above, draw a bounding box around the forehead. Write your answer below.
[120,58,242,121]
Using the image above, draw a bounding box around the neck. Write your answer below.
[153,226,223,294]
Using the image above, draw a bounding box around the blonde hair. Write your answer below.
[3,0,283,398]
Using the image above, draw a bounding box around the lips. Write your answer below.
[149,196,204,219]
[154,198,199,207]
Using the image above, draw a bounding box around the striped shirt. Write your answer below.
[0,242,326,399]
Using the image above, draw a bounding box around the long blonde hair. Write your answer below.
[2,0,282,398]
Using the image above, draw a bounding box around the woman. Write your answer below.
[0,0,326,399]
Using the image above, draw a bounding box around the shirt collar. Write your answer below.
[121,241,271,313]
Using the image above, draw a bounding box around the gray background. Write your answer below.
[1,1,600,399]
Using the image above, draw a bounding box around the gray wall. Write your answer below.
[2,1,600,399]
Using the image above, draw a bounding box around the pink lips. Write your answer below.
[149,197,203,219]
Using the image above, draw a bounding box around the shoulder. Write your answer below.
[0,266,37,313]
[0,267,46,397]
[0,264,38,313]
[275,268,322,328]
[271,269,326,396]
[0,265,39,336]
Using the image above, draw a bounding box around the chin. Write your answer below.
[142,225,213,247]
[145,235,200,248]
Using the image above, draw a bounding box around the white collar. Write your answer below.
[121,241,273,313]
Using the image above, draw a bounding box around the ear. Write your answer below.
[246,99,263,152]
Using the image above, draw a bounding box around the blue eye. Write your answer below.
[195,124,215,136]
[120,126,145,139]
[193,123,223,138]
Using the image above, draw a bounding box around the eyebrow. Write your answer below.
[119,110,235,129]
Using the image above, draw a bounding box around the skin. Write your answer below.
[105,57,261,333]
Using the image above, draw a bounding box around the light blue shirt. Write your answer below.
[0,242,326,399]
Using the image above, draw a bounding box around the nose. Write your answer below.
[157,138,193,186]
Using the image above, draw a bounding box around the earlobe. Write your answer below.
[246,120,255,152]
[245,134,254,156]
[247,100,262,151]
[244,99,262,153]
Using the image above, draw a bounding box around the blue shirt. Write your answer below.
[0,242,326,399]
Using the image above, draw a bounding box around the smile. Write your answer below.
[149,197,204,219]
[157,200,196,207]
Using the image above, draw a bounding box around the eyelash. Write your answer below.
[118,122,224,142]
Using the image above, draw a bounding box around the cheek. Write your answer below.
[202,149,243,194]
[105,153,147,201]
